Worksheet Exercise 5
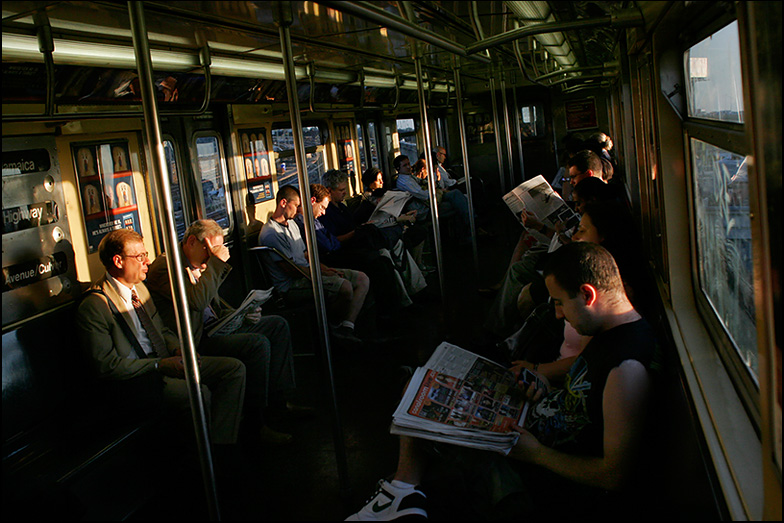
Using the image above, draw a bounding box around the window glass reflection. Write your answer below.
[691,138,757,380]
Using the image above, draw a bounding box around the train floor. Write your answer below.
[129,200,522,521]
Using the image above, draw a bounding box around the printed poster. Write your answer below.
[73,140,141,252]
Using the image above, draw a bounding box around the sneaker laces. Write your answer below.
[363,479,387,505]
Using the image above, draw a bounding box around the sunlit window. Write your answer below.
[271,125,325,189]
[162,140,186,240]
[685,21,745,123]
[193,134,231,233]
[690,138,757,381]
[396,118,418,165]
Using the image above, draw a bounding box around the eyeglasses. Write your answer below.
[121,252,149,262]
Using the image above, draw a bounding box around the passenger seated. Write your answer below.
[318,171,427,314]
[515,199,642,327]
[258,185,370,346]
[76,228,245,446]
[346,242,658,521]
[146,218,309,446]
[411,158,472,242]
[483,163,610,339]
[353,167,428,271]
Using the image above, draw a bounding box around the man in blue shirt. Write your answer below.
[258,185,369,344]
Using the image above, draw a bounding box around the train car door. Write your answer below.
[156,115,244,304]
[516,94,556,185]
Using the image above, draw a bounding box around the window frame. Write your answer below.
[190,130,234,237]
[681,21,760,425]
[161,135,191,241]
[270,121,328,189]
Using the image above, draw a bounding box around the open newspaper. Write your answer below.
[206,288,274,337]
[502,175,580,243]
[391,342,547,455]
[367,190,412,227]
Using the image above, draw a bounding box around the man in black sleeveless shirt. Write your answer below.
[346,242,656,521]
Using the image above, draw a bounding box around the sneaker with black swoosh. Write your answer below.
[345,479,427,521]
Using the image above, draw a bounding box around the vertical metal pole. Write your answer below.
[511,77,526,181]
[452,65,479,276]
[500,73,516,188]
[127,2,220,520]
[274,1,350,497]
[414,51,446,302]
[489,74,506,195]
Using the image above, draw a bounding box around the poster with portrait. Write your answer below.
[72,140,142,253]
[240,128,273,204]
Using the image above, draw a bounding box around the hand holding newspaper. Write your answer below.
[502,175,580,241]
[206,288,274,337]
[367,190,412,228]
[390,342,549,455]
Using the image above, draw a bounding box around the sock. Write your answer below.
[390,479,416,489]
[339,320,355,330]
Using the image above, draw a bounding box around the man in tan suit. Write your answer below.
[76,228,245,445]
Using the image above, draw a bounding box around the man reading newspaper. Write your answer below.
[146,219,311,446]
[346,242,657,521]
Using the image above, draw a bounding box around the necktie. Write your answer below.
[131,290,165,358]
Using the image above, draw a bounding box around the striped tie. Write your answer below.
[131,290,165,357]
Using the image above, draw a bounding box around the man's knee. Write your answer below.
[258,314,291,338]
[338,279,354,300]
[355,271,370,292]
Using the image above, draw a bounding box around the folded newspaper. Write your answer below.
[502,175,580,242]
[391,342,547,455]
[206,288,274,337]
[367,190,412,227]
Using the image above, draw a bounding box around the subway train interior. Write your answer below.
[2,1,781,521]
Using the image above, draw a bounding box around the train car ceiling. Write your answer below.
[1,1,653,114]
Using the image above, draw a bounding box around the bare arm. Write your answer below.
[509,360,652,490]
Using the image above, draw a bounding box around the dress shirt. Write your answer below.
[107,274,157,358]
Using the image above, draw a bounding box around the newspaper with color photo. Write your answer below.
[391,342,547,455]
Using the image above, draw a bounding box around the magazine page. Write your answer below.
[502,175,580,232]
[368,190,412,224]
[207,288,274,337]
[393,343,528,440]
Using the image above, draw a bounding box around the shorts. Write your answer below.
[284,268,361,304]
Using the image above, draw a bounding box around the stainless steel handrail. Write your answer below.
[128,1,220,520]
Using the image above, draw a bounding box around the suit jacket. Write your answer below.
[146,248,233,345]
[77,274,177,380]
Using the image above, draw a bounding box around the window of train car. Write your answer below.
[367,122,380,167]
[684,21,758,385]
[356,124,367,174]
[192,133,232,235]
[162,139,187,240]
[396,118,418,165]
[355,122,380,174]
[271,125,326,189]
[520,104,545,138]
[685,22,744,123]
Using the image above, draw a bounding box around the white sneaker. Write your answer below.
[345,479,427,521]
